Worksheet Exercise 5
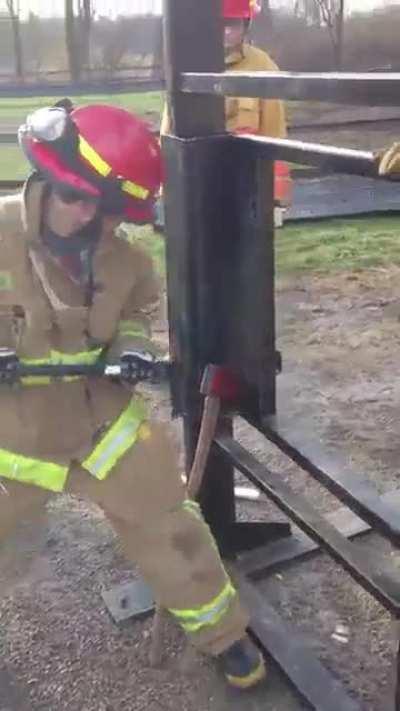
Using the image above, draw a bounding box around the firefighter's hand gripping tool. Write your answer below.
[0,349,170,385]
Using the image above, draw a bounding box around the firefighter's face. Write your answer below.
[47,187,98,238]
[224,20,246,54]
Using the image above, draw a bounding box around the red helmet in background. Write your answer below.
[222,0,261,19]
[19,104,162,224]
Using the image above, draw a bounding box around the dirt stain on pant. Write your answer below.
[172,529,201,561]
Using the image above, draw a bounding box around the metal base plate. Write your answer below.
[102,579,155,624]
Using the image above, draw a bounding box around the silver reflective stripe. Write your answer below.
[88,421,141,476]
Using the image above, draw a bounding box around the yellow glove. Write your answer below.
[376,143,400,177]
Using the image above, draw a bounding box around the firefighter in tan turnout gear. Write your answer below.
[0,101,266,689]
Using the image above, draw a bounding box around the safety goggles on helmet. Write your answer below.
[52,184,98,205]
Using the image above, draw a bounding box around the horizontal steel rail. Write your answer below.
[181,71,400,106]
[215,435,400,616]
[0,134,16,144]
[0,180,23,191]
[235,135,377,176]
[260,414,400,546]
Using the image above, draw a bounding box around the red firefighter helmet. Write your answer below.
[19,103,162,224]
[223,0,261,19]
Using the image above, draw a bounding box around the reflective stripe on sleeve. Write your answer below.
[117,320,150,340]
[0,448,68,493]
[82,398,148,480]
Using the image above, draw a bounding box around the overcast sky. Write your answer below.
[2,0,400,19]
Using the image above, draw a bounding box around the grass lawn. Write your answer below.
[276,215,400,274]
[0,145,30,180]
[0,91,163,128]
[0,91,164,181]
[125,215,400,279]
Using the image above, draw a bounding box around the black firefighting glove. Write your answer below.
[0,349,18,384]
[119,350,169,384]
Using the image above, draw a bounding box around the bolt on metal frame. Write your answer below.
[162,1,400,709]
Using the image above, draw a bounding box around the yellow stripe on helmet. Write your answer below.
[78,134,149,201]
[79,134,111,178]
[121,179,150,201]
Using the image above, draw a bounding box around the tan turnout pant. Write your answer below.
[0,421,248,656]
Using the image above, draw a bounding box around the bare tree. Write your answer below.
[78,0,93,70]
[6,0,23,79]
[94,17,131,76]
[295,0,322,26]
[263,0,272,21]
[65,0,81,81]
[28,11,44,75]
[315,0,345,69]
[295,0,345,69]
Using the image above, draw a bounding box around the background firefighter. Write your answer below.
[0,102,266,690]
[160,0,292,224]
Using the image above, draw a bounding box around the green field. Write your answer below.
[124,215,400,278]
[0,91,164,181]
[0,145,29,180]
[277,216,400,274]
[0,91,163,126]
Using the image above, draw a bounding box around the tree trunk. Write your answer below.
[335,0,345,70]
[6,0,24,80]
[263,0,273,25]
[65,0,81,82]
[79,0,92,71]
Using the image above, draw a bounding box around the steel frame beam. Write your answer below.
[163,0,237,552]
[162,0,400,708]
[261,414,400,547]
[181,70,400,106]
[235,135,377,176]
[216,435,400,616]
[238,489,400,578]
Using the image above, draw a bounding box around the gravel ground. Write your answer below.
[0,494,303,711]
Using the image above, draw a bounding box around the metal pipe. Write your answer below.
[235,135,377,177]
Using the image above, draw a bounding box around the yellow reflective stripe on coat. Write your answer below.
[117,320,149,340]
[78,135,149,201]
[21,348,103,385]
[0,448,68,493]
[169,581,236,633]
[82,398,148,480]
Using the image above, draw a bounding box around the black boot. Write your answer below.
[219,636,267,690]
